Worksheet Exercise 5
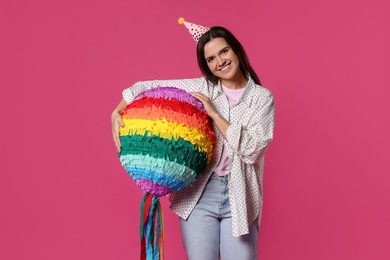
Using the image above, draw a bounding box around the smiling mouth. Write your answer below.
[220,63,231,72]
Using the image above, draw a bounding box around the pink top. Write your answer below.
[214,84,247,176]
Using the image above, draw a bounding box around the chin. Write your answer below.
[220,72,238,81]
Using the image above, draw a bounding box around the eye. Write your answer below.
[222,48,229,55]
[206,57,215,63]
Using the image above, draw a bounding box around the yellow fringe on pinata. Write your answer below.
[119,117,213,160]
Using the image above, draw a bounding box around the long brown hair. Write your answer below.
[197,26,261,86]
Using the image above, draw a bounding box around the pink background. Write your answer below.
[1,0,389,259]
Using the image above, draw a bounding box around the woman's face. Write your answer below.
[203,37,243,85]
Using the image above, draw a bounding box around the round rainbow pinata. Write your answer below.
[118,86,215,196]
[118,86,215,259]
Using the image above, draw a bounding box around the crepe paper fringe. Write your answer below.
[125,106,213,139]
[127,165,189,189]
[134,86,205,112]
[128,97,209,121]
[119,118,214,159]
[135,180,171,198]
[118,87,215,197]
[125,97,214,143]
[119,134,208,173]
[124,154,196,184]
[140,194,164,260]
[122,153,198,196]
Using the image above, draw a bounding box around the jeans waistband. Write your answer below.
[211,172,229,180]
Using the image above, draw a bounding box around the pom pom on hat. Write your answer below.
[178,17,185,25]
[178,17,209,42]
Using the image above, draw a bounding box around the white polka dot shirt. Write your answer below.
[122,76,274,237]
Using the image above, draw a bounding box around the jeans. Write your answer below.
[180,173,259,260]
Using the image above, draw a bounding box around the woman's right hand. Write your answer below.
[111,99,128,152]
[111,110,124,152]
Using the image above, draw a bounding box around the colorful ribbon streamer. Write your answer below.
[140,194,164,260]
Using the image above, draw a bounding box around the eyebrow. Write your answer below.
[205,46,230,60]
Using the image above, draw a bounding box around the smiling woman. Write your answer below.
[203,38,245,89]
[111,18,275,260]
[197,26,262,88]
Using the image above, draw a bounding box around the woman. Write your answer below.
[111,23,274,260]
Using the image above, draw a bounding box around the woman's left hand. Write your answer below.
[190,92,229,138]
[190,92,219,119]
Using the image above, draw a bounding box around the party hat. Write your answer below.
[178,17,209,42]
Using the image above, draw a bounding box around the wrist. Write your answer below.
[209,111,221,121]
[111,109,123,118]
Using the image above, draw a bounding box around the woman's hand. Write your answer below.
[111,111,124,152]
[190,92,219,119]
[190,92,229,139]
[111,99,128,152]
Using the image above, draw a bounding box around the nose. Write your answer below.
[216,57,226,68]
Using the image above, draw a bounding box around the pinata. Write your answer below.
[118,86,215,260]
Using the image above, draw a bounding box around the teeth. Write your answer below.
[221,64,230,71]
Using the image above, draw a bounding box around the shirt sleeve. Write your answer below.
[122,77,207,104]
[226,89,275,165]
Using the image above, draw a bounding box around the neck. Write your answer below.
[221,72,248,89]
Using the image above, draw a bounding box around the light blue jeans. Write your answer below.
[180,173,259,260]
